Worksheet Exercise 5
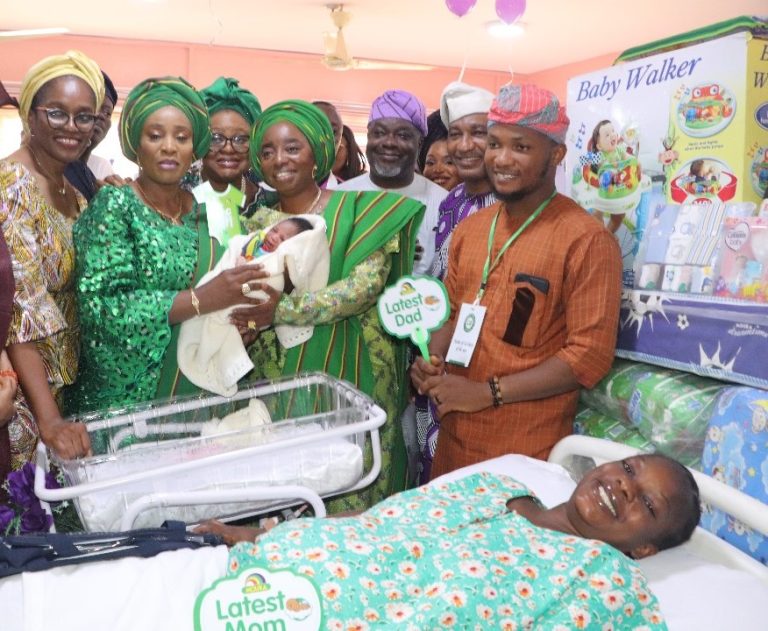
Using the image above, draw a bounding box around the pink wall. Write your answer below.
[529,52,620,102]
[0,34,619,124]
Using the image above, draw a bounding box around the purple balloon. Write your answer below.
[445,0,477,18]
[495,0,526,24]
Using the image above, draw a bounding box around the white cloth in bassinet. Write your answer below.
[199,398,271,438]
[76,433,363,532]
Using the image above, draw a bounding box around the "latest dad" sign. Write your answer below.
[377,276,449,359]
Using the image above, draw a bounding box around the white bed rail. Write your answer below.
[118,486,327,531]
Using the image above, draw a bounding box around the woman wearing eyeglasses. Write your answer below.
[186,77,262,246]
[0,51,103,465]
[65,77,272,420]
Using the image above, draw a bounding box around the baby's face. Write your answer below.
[262,221,301,253]
[597,123,618,152]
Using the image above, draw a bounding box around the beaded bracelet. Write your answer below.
[488,375,503,408]
[0,369,17,381]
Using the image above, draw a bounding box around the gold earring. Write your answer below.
[312,165,318,178]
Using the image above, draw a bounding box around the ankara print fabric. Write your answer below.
[0,161,83,469]
[229,472,668,630]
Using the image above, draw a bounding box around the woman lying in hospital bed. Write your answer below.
[196,451,697,628]
[3,440,767,631]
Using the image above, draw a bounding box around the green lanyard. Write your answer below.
[476,190,556,303]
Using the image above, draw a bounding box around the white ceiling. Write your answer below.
[2,0,766,74]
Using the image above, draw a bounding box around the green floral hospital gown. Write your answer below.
[229,472,668,629]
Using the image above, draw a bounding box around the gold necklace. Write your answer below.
[278,187,323,215]
[238,174,248,207]
[135,180,184,225]
[28,145,66,196]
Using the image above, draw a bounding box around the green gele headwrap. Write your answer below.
[249,99,335,184]
[120,76,211,163]
[200,77,262,126]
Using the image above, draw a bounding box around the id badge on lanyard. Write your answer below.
[444,192,555,368]
[445,302,487,367]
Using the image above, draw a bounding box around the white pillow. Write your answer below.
[430,454,576,507]
[640,545,768,631]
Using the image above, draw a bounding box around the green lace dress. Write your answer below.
[65,185,205,416]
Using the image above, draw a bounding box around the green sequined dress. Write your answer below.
[65,185,200,415]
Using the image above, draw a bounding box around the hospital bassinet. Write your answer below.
[34,373,385,532]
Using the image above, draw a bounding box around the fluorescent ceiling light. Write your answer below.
[0,27,70,38]
[486,21,525,39]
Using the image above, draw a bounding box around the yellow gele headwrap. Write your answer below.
[18,50,105,134]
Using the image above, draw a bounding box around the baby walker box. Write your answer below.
[45,373,384,532]
[565,16,768,287]
[565,17,768,389]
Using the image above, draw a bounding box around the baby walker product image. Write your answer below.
[34,373,385,532]
[676,81,736,138]
[565,16,768,290]
[571,119,650,222]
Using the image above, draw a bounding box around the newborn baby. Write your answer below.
[178,214,330,396]
[240,217,313,262]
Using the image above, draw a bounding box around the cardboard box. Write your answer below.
[565,21,768,286]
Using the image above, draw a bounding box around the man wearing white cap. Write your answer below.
[431,81,497,281]
[335,89,447,276]
[414,81,498,483]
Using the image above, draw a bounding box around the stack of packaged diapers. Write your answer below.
[576,359,724,469]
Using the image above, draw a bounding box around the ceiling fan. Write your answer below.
[321,4,433,72]
[0,27,69,40]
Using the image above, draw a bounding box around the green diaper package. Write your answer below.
[573,405,655,452]
[580,359,721,468]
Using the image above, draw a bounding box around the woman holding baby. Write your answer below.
[65,77,273,419]
[235,100,425,511]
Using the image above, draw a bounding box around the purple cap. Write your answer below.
[369,89,427,136]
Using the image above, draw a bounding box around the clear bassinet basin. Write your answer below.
[43,373,385,532]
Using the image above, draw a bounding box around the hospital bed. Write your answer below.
[2,435,767,630]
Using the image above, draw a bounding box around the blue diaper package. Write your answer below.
[701,386,768,564]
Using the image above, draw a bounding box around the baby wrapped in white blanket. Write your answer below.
[178,214,329,396]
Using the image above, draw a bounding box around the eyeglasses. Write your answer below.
[209,133,250,153]
[34,107,97,132]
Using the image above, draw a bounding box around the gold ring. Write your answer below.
[248,321,257,331]
[241,282,251,296]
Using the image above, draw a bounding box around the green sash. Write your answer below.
[282,190,424,400]
[155,202,224,398]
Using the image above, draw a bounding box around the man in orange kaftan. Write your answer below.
[411,83,622,477]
